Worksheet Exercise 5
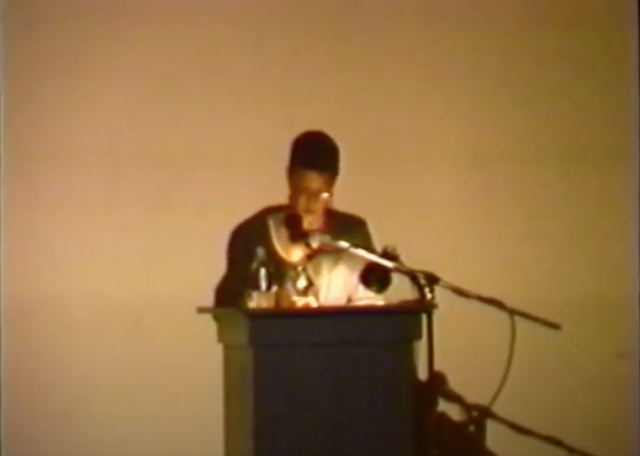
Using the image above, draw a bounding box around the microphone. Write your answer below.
[307,233,401,271]
[307,233,420,295]
[308,233,444,307]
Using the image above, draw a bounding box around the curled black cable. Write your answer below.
[485,311,517,409]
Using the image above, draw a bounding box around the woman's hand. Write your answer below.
[275,289,319,308]
[292,295,319,308]
[275,289,296,308]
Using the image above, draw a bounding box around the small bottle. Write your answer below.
[254,247,272,293]
[246,247,273,309]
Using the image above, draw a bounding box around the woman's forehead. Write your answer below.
[290,171,335,189]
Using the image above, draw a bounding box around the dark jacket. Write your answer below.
[214,205,375,308]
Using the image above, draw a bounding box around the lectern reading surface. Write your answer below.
[213,302,425,456]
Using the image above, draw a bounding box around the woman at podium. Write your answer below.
[214,129,383,309]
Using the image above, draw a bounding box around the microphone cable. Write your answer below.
[485,311,518,409]
[437,277,519,410]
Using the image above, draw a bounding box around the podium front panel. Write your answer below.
[217,306,424,456]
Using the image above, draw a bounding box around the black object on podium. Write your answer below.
[212,302,427,456]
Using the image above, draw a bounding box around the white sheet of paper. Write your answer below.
[310,251,385,306]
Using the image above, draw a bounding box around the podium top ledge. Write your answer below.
[205,300,426,346]
[248,301,430,317]
[198,300,432,320]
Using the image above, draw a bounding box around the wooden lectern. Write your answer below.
[213,302,425,456]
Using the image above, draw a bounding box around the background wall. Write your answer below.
[2,1,638,455]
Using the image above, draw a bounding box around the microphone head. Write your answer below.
[358,246,398,294]
[359,263,392,294]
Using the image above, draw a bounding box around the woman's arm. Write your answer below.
[213,224,257,308]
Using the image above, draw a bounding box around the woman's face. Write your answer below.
[288,170,335,230]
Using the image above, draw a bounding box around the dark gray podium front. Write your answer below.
[214,303,424,456]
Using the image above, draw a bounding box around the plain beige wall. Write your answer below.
[2,1,637,455]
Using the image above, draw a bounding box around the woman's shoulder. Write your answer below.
[328,208,369,228]
[326,208,375,250]
[232,205,287,232]
[226,205,287,247]
[327,208,372,238]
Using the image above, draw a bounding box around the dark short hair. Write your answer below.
[287,130,340,178]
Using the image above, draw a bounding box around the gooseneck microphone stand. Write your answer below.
[325,236,564,374]
[430,371,602,456]
[312,235,570,456]
[470,404,600,456]
[388,267,572,456]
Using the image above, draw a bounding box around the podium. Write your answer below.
[213,302,425,456]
